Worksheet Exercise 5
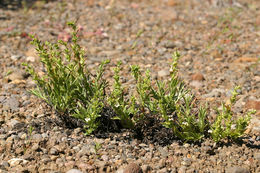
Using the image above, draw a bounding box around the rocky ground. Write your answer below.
[0,0,260,172]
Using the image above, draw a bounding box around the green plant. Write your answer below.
[151,52,209,142]
[24,22,253,143]
[131,65,156,117]
[210,86,255,142]
[107,61,135,129]
[131,29,144,49]
[23,22,108,135]
[94,141,102,154]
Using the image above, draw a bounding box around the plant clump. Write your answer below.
[24,22,255,143]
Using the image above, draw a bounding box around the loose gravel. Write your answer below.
[0,0,259,172]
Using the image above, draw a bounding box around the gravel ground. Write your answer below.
[0,0,260,172]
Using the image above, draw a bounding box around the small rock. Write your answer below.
[225,166,250,173]
[7,70,26,81]
[123,163,143,173]
[66,169,83,173]
[157,47,167,55]
[234,57,258,63]
[141,165,151,173]
[31,143,40,151]
[190,81,203,88]
[26,56,36,62]
[31,134,42,141]
[101,155,109,161]
[41,156,51,164]
[158,146,168,158]
[158,159,166,168]
[77,163,94,171]
[181,158,192,166]
[7,119,20,128]
[202,88,225,98]
[167,0,177,6]
[3,96,20,111]
[50,147,59,155]
[10,55,22,61]
[254,152,260,161]
[245,100,260,111]
[184,143,190,148]
[8,158,27,167]
[0,161,9,168]
[179,166,187,173]
[95,160,107,168]
[191,73,205,81]
[158,70,170,78]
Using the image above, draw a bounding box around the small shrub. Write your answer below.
[24,22,254,143]
[210,86,255,142]
[23,22,109,134]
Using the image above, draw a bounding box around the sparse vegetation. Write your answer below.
[23,22,254,143]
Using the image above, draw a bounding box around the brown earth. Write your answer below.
[0,0,260,172]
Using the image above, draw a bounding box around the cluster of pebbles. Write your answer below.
[0,0,259,172]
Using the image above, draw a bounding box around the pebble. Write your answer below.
[245,100,260,110]
[191,72,205,81]
[122,163,143,173]
[101,154,109,161]
[254,152,260,161]
[141,165,151,173]
[10,55,22,61]
[7,71,25,81]
[225,166,250,173]
[8,158,28,167]
[0,161,9,168]
[66,169,83,173]
[158,70,170,78]
[49,147,59,155]
[3,96,20,111]
[181,158,192,166]
[1,0,260,173]
[190,81,203,88]
[158,146,168,158]
[7,119,21,128]
[31,134,42,141]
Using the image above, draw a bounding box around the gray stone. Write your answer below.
[0,161,9,167]
[3,96,20,111]
[161,40,176,49]
[31,134,42,141]
[158,146,168,158]
[7,119,20,128]
[181,158,192,166]
[202,88,226,98]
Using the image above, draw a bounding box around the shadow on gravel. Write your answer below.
[0,0,56,10]
[26,105,259,148]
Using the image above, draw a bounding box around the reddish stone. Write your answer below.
[245,100,260,111]
[123,163,143,173]
[234,57,258,63]
[191,73,205,81]
[167,0,177,6]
